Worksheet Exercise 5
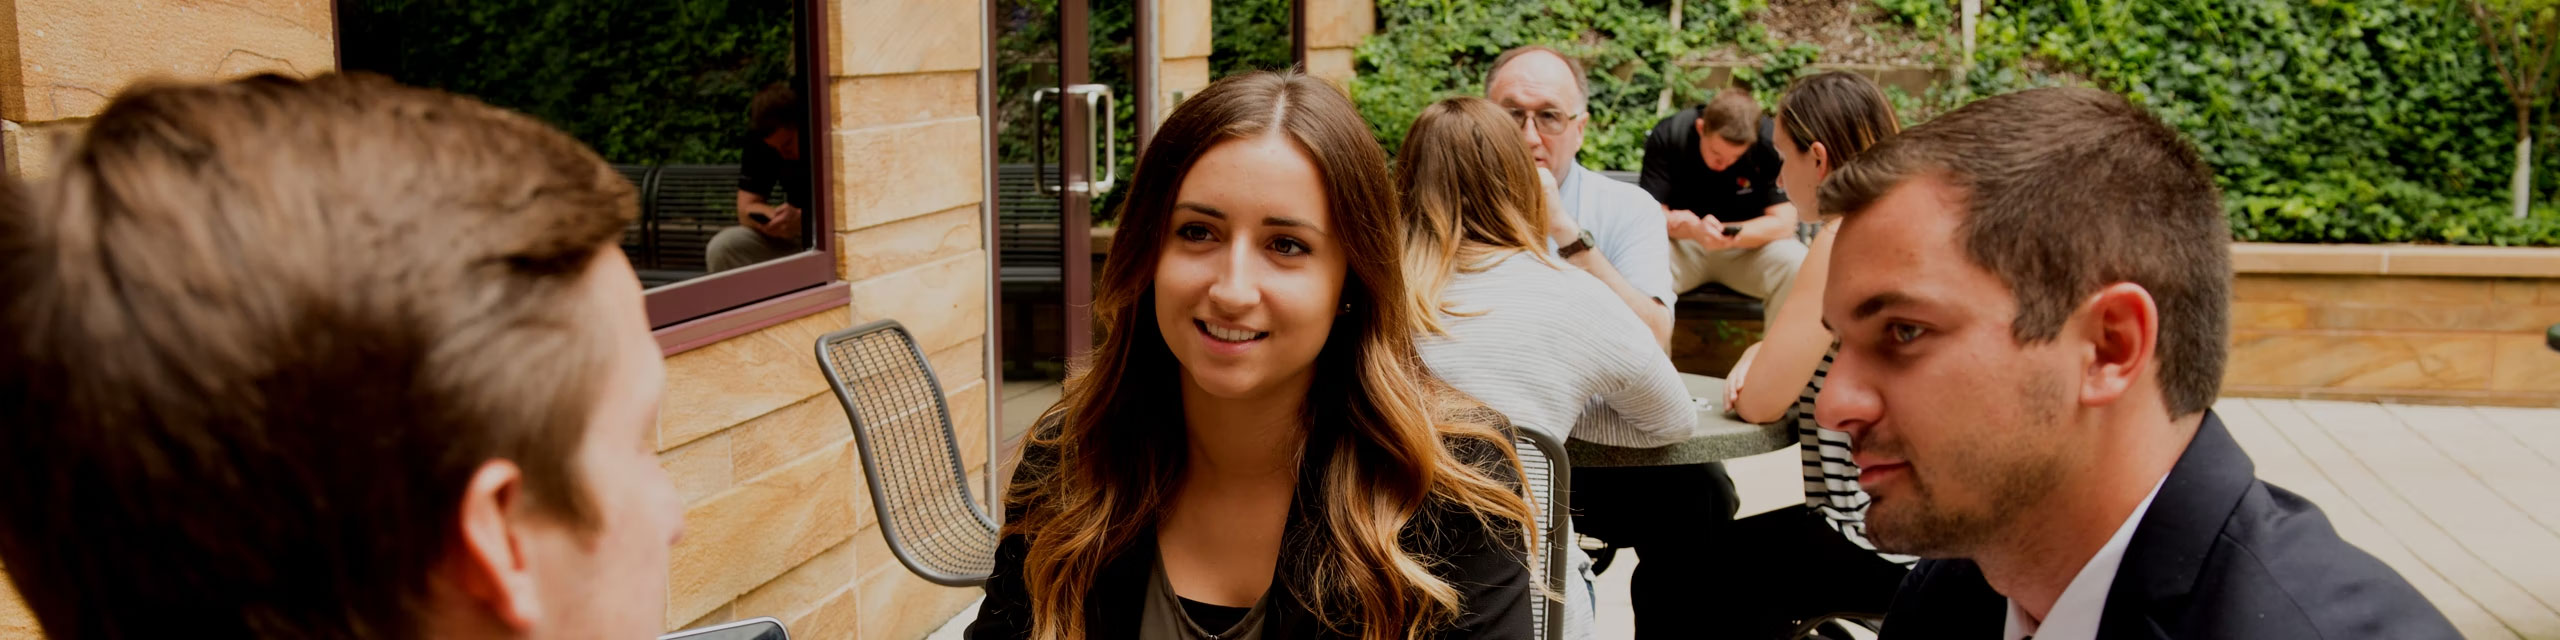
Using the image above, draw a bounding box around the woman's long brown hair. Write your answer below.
[1395,96,1556,335]
[1006,71,1535,640]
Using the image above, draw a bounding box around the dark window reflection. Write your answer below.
[337,0,814,289]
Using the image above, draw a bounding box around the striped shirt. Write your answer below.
[1790,351,1918,566]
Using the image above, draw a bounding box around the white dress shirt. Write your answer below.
[2003,476,2169,640]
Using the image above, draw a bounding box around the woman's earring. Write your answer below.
[1340,302,1353,314]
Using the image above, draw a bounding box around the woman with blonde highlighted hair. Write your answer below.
[1398,96,1693,640]
[967,73,1537,640]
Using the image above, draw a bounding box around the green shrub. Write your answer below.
[1353,0,1775,170]
[339,0,795,165]
[1939,0,2560,245]
[1355,0,2560,245]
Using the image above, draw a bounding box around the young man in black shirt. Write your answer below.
[707,83,812,272]
[1639,89,1806,322]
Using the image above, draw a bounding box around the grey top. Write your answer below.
[1142,556,1270,640]
[1415,251,1694,448]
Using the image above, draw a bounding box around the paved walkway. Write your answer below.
[2217,398,2560,640]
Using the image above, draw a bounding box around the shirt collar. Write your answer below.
[2002,475,2170,640]
[1556,162,1588,218]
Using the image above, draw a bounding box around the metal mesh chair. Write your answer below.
[816,320,1001,586]
[1514,428,1572,640]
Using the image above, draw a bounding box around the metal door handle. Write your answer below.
[1030,87,1062,196]
[1065,84,1114,196]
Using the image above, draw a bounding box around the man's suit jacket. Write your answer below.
[1878,412,2460,639]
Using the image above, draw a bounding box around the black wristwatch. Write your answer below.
[1558,228,1597,259]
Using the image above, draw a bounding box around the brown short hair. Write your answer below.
[1699,89,1763,145]
[1820,87,2231,417]
[750,81,805,136]
[1486,45,1588,107]
[0,73,637,639]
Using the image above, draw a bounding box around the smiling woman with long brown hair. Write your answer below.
[965,71,1538,640]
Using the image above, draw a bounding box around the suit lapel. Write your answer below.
[2096,411,2255,640]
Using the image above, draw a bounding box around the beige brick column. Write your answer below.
[652,0,994,637]
[0,0,332,178]
[1302,0,1374,88]
[1158,0,1214,125]
[0,1,332,635]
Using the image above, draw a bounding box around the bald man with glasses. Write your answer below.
[1487,45,1744,640]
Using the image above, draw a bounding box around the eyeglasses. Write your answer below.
[1506,107,1584,136]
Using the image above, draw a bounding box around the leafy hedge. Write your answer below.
[1355,0,2560,246]
[1946,0,2560,245]
[1354,0,1775,171]
[338,0,796,165]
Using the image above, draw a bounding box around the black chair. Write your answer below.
[1515,428,1571,640]
[609,164,660,263]
[651,164,748,277]
[816,320,1001,587]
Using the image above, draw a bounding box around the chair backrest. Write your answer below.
[651,164,752,275]
[658,616,788,640]
[610,164,660,266]
[816,320,1001,587]
[1513,428,1571,640]
[994,163,1065,281]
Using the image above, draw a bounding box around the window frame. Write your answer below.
[332,0,846,355]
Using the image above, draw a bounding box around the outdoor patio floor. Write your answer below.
[946,389,2560,640]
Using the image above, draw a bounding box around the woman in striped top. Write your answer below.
[1710,71,1916,638]
[1398,96,1697,640]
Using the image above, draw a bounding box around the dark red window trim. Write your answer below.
[652,280,849,355]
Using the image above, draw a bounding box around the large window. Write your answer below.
[338,0,838,336]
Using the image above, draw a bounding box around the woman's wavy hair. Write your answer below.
[1395,96,1556,334]
[1006,70,1535,640]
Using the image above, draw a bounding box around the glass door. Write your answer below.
[988,0,1303,456]
[990,0,1130,449]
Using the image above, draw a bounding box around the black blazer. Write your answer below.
[1879,411,2461,639]
[965,432,1534,639]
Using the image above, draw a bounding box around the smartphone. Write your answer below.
[749,213,773,225]
[1720,226,1743,237]
[660,617,788,640]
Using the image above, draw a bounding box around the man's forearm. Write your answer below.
[1732,203,1800,248]
[735,191,775,227]
[1564,250,1675,350]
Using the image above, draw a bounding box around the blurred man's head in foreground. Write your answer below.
[0,72,680,640]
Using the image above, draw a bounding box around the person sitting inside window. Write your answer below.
[966,71,1539,640]
[1708,71,1918,638]
[1398,95,1695,640]
[1641,89,1807,324]
[707,82,811,272]
[0,73,682,640]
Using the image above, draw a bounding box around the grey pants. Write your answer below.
[1668,237,1808,325]
[705,225,800,273]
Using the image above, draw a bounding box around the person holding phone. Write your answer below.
[707,82,811,273]
[1639,89,1807,325]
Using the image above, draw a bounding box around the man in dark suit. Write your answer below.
[1810,87,2460,639]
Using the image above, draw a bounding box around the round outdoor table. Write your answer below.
[1566,373,1794,467]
